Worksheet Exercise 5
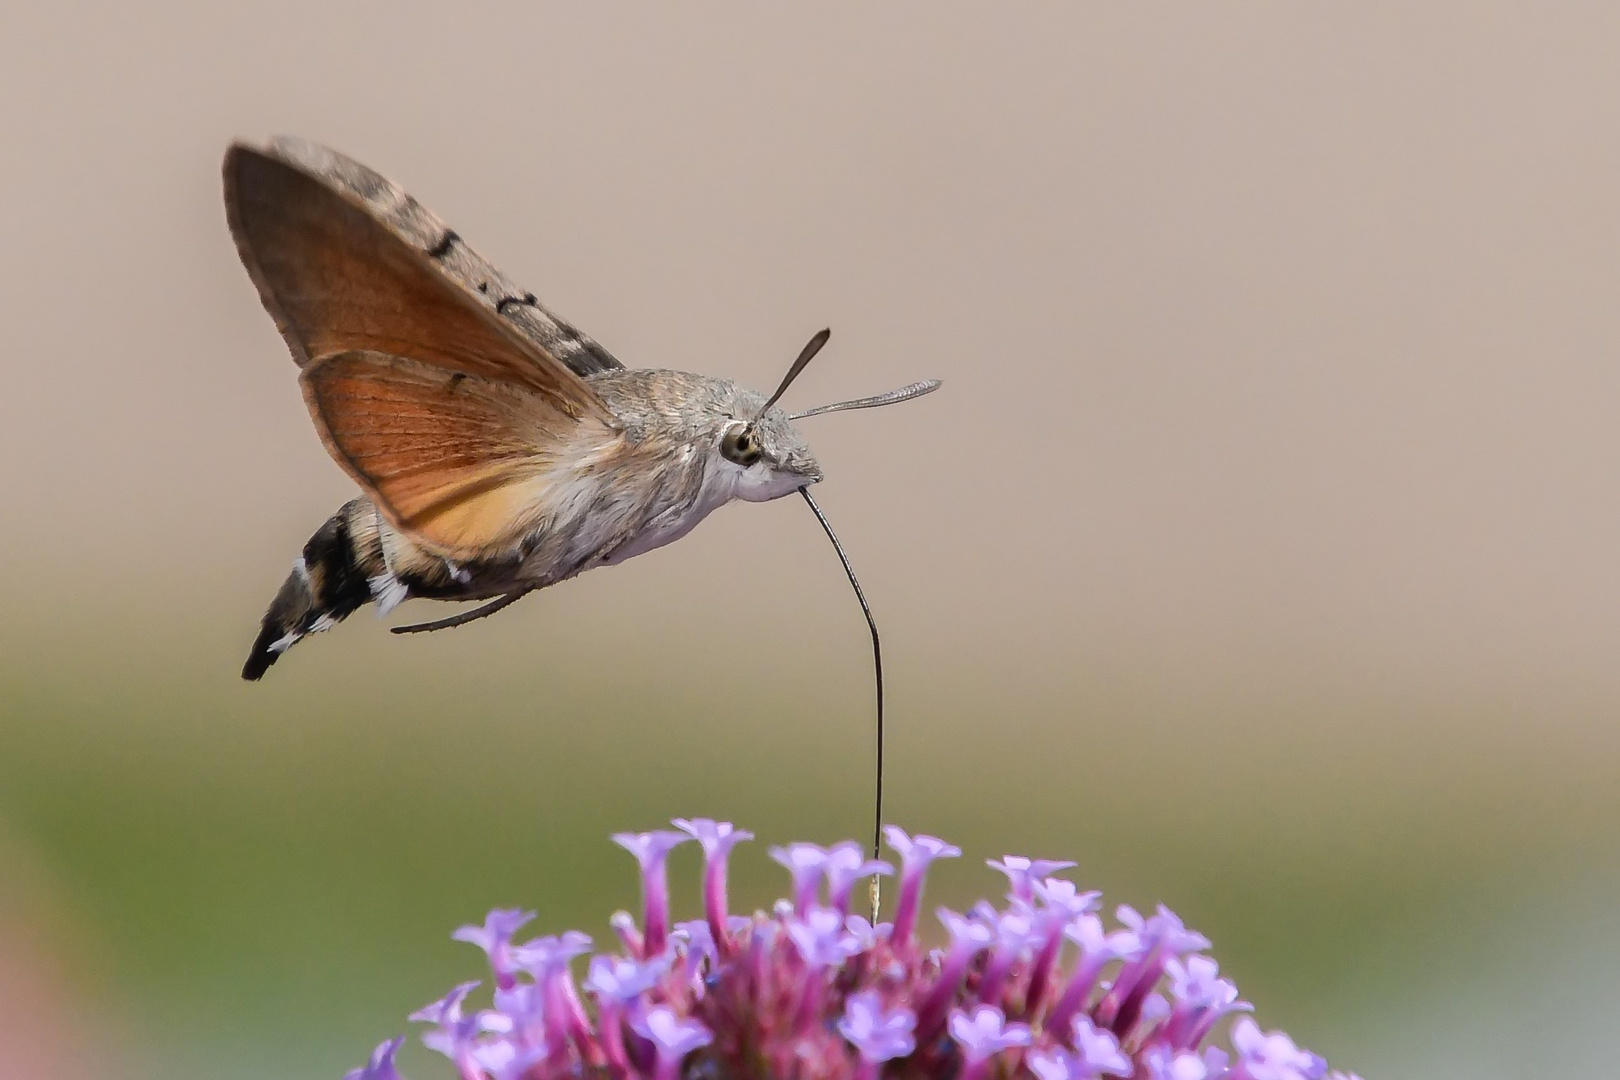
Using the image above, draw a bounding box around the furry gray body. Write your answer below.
[243,368,821,678]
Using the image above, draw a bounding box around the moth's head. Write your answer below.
[638,328,937,504]
[709,327,941,503]
[714,391,823,502]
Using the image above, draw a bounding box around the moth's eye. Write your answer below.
[721,423,762,466]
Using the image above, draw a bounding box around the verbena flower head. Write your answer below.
[345,823,1350,1080]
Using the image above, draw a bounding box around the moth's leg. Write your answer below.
[389,589,532,634]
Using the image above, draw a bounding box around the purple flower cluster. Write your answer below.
[346,822,1355,1080]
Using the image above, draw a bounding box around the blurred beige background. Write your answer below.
[3,3,1618,1078]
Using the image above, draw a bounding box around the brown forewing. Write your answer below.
[224,142,610,403]
[230,137,623,378]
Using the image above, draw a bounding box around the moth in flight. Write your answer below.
[225,138,940,680]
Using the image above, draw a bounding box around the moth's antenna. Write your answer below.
[799,487,885,923]
[789,379,943,420]
[757,328,831,419]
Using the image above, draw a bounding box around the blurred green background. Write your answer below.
[3,4,1619,1078]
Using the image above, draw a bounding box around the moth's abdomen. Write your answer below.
[242,498,387,679]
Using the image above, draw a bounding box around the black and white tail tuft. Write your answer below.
[242,500,381,680]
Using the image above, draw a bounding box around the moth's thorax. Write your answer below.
[589,368,823,486]
[503,367,817,569]
[435,370,807,587]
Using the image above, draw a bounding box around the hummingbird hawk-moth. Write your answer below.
[225,138,940,681]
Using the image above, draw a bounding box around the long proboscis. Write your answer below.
[799,488,886,923]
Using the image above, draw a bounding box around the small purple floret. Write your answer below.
[976,906,1038,1005]
[673,817,752,954]
[940,906,996,953]
[632,1005,713,1080]
[769,842,832,915]
[841,913,889,952]
[988,855,1078,903]
[671,817,750,856]
[950,1005,1033,1080]
[883,825,961,948]
[612,829,691,957]
[787,905,862,969]
[1044,913,1143,1037]
[468,1038,531,1080]
[824,841,894,917]
[512,931,592,978]
[915,906,996,1040]
[1168,956,1233,1008]
[510,932,592,1058]
[1071,1016,1133,1076]
[492,981,544,1046]
[415,981,510,1076]
[950,1005,1033,1057]
[584,953,668,1002]
[671,918,717,977]
[1023,877,1102,1011]
[408,981,479,1026]
[1029,1049,1078,1080]
[451,909,535,990]
[1036,877,1102,919]
[839,990,917,1065]
[1121,904,1212,955]
[1164,955,1251,1047]
[1102,905,1209,1040]
[1144,1044,1212,1080]
[1029,1018,1133,1080]
[343,1037,405,1080]
[1069,913,1146,963]
[1230,1017,1328,1080]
